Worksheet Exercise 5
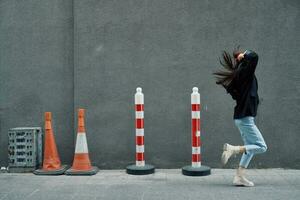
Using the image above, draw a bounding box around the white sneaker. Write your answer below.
[221,143,240,166]
[233,175,254,187]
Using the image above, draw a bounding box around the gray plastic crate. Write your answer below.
[8,127,43,172]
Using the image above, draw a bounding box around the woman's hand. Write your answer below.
[237,53,245,62]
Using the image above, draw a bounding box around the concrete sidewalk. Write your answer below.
[0,169,299,200]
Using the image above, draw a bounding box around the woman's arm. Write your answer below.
[242,50,259,75]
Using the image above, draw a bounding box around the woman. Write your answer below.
[213,48,267,187]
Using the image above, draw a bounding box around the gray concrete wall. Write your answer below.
[1,0,299,169]
[0,0,74,166]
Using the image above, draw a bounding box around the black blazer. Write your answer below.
[231,50,259,119]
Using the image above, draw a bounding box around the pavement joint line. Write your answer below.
[140,191,145,200]
[25,189,39,198]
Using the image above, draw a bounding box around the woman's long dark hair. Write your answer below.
[213,47,243,88]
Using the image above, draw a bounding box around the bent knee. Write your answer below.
[260,144,267,153]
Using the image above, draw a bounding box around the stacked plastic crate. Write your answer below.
[8,127,43,172]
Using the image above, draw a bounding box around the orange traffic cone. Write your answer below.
[65,109,98,175]
[34,112,68,175]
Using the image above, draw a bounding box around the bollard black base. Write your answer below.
[65,166,99,176]
[126,164,155,175]
[34,165,69,175]
[182,165,211,176]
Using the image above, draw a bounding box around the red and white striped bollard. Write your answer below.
[126,87,155,175]
[191,87,201,167]
[135,87,145,166]
[182,87,211,176]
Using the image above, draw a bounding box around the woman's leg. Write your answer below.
[232,117,267,186]
[235,116,267,168]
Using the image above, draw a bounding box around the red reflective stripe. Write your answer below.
[136,136,144,145]
[192,154,201,162]
[135,104,144,111]
[136,119,144,129]
[192,119,200,132]
[192,118,201,146]
[192,136,201,147]
[136,153,144,161]
[191,104,200,111]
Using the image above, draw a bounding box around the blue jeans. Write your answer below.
[234,116,267,168]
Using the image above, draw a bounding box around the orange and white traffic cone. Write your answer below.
[65,108,98,175]
[34,112,68,175]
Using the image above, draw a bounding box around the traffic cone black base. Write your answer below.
[34,165,69,175]
[65,166,99,176]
